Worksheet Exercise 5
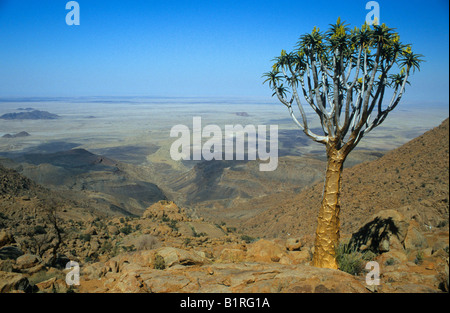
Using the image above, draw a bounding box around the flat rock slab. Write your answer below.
[79,262,368,293]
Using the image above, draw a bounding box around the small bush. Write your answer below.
[168,219,178,231]
[79,234,91,242]
[240,235,256,243]
[183,238,192,246]
[99,241,113,254]
[161,215,170,223]
[336,243,366,276]
[34,225,47,235]
[29,270,65,286]
[437,220,448,228]
[120,224,133,235]
[154,254,165,270]
[385,258,396,266]
[414,251,424,265]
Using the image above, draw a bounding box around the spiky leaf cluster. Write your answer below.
[263,18,424,151]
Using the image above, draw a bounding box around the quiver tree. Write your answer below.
[263,18,423,269]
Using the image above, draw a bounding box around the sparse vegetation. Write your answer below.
[240,235,256,244]
[79,234,91,242]
[183,237,192,246]
[336,242,374,276]
[167,219,178,231]
[119,224,133,235]
[99,241,113,255]
[385,258,396,266]
[33,225,46,235]
[414,251,424,265]
[154,254,165,270]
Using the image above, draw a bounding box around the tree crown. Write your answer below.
[263,18,424,152]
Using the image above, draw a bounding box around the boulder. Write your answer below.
[218,248,246,263]
[107,225,119,235]
[0,271,31,292]
[286,238,302,251]
[0,230,14,248]
[0,259,14,272]
[15,254,41,269]
[289,250,312,264]
[143,201,188,222]
[35,277,69,293]
[83,226,97,236]
[246,239,288,263]
[156,247,207,267]
[79,263,368,293]
[348,209,410,254]
[403,220,428,250]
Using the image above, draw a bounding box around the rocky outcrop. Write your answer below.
[143,201,190,222]
[0,271,31,293]
[0,230,15,248]
[78,262,368,293]
[348,209,410,253]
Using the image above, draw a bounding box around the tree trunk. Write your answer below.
[312,147,346,269]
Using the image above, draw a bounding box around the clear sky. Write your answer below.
[0,0,448,106]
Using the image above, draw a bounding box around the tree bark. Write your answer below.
[312,146,346,269]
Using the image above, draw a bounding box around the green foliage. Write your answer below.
[385,258,396,266]
[34,225,47,234]
[414,251,424,265]
[119,224,133,235]
[99,241,113,254]
[154,254,166,270]
[336,242,374,276]
[437,220,448,228]
[29,270,65,286]
[183,238,192,246]
[240,235,257,244]
[263,18,424,149]
[79,233,91,242]
[167,219,178,231]
[161,215,170,222]
[121,245,135,253]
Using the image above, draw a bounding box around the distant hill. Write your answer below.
[240,118,450,238]
[0,110,59,120]
[2,131,30,139]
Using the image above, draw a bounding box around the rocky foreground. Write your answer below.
[0,201,448,293]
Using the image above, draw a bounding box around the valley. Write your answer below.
[0,97,448,293]
[0,97,446,222]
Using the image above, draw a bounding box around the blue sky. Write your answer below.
[0,0,448,106]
